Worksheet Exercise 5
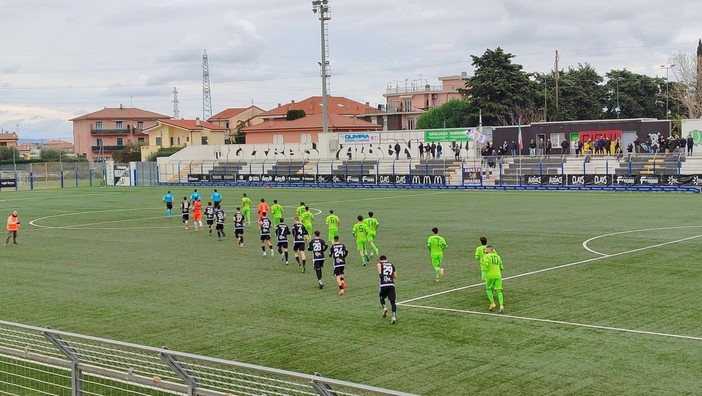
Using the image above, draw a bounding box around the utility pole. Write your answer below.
[660,64,675,118]
[554,50,559,119]
[172,87,180,119]
[312,0,331,134]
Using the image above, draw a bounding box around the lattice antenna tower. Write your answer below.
[202,49,213,120]
[172,87,180,119]
[312,0,331,133]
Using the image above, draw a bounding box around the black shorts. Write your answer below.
[215,224,224,231]
[277,241,288,249]
[333,266,345,276]
[166,202,173,210]
[313,260,324,269]
[235,229,244,237]
[293,242,305,252]
[182,214,189,221]
[206,219,214,225]
[379,286,396,301]
[260,235,271,241]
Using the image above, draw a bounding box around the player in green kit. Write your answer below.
[325,209,340,242]
[270,199,284,223]
[427,227,448,282]
[352,215,370,266]
[474,236,488,281]
[296,202,306,218]
[300,206,315,242]
[363,211,380,257]
[480,245,504,313]
[241,193,252,225]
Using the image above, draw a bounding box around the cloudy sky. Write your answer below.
[1,0,700,140]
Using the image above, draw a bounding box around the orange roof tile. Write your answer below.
[70,107,171,121]
[243,112,381,133]
[145,119,228,132]
[0,132,18,140]
[209,106,264,120]
[260,96,379,118]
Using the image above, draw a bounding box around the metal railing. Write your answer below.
[0,320,414,396]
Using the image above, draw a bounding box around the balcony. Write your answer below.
[91,128,129,135]
[91,145,126,151]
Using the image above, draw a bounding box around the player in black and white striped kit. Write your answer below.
[214,205,226,240]
[291,217,308,272]
[259,212,274,256]
[275,218,290,264]
[329,235,348,295]
[307,231,328,289]
[233,207,245,248]
[377,255,397,324]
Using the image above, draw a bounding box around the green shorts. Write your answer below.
[485,277,503,291]
[303,223,313,235]
[430,253,443,267]
[328,229,338,241]
[242,208,250,216]
[367,231,376,242]
[356,240,367,251]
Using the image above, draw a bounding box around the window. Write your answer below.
[136,121,144,130]
[407,117,415,130]
[96,138,103,147]
[273,135,284,144]
[95,122,103,130]
[155,137,162,146]
[300,134,312,144]
[176,137,181,145]
[116,121,124,130]
[137,137,145,143]
[201,136,208,145]
[404,99,412,112]
[116,138,123,146]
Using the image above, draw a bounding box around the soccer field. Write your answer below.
[1,187,700,395]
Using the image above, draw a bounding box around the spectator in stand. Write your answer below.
[437,143,443,159]
[454,144,461,160]
[501,141,508,155]
[574,139,581,157]
[509,141,518,156]
[680,136,687,154]
[687,134,694,155]
[394,142,401,159]
[537,138,545,156]
[430,143,436,158]
[561,139,569,155]
[418,142,424,158]
[545,139,552,157]
[634,135,641,153]
[528,139,537,157]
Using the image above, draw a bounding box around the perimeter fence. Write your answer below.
[0,320,413,396]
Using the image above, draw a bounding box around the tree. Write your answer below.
[146,147,183,161]
[286,109,306,121]
[460,47,539,126]
[112,141,143,163]
[550,64,605,121]
[416,99,474,129]
[603,69,665,119]
[667,50,702,118]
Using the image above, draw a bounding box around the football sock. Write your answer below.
[371,242,379,255]
[434,267,441,279]
[315,268,322,280]
[497,291,504,305]
[261,247,266,253]
[295,256,301,264]
[390,301,397,313]
[486,287,495,304]
[284,252,289,261]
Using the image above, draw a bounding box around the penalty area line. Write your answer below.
[400,233,702,305]
[401,304,702,342]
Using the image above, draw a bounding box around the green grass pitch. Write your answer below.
[1,187,700,395]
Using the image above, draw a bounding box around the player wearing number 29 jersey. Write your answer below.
[377,255,397,324]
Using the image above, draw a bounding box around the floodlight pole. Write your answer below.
[312,0,331,134]
[660,64,675,119]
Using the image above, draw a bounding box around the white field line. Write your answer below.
[401,304,702,342]
[582,225,702,256]
[399,233,702,305]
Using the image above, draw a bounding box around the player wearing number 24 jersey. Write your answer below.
[329,235,348,295]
